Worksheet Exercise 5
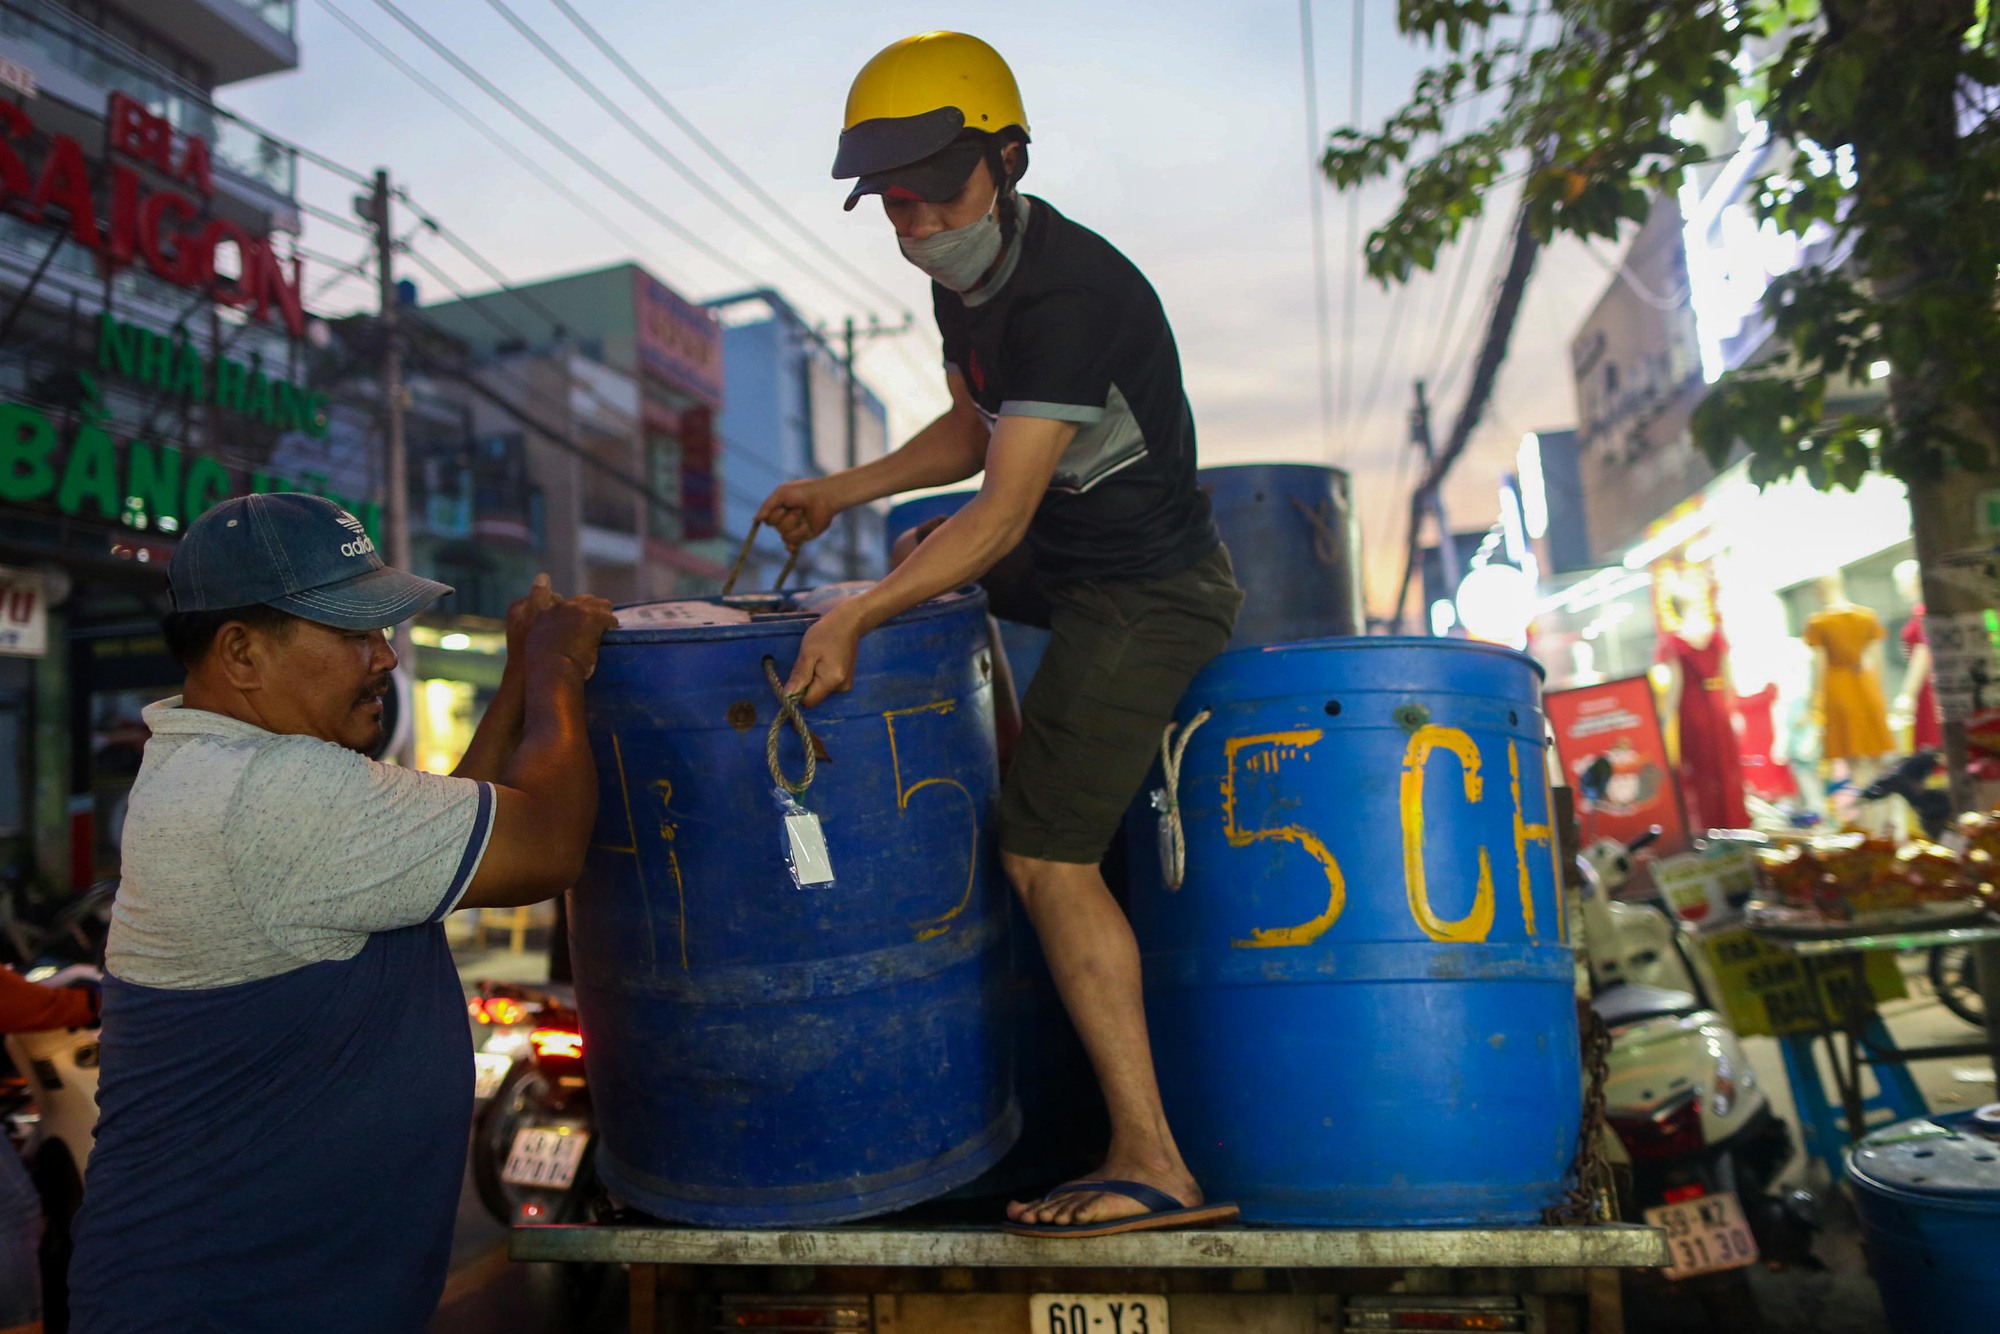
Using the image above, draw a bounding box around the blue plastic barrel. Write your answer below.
[1128,638,1579,1224]
[571,588,1018,1225]
[884,490,1052,687]
[1848,1109,2000,1334]
[1200,464,1362,645]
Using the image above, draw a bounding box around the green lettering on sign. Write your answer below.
[0,404,56,503]
[57,425,119,519]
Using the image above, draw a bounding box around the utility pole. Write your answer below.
[360,169,410,574]
[1412,379,1458,596]
[843,315,859,580]
[359,169,413,769]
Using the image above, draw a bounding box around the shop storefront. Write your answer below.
[0,82,335,893]
[1533,460,1923,833]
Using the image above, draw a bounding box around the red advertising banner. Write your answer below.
[632,268,723,404]
[1545,674,1690,855]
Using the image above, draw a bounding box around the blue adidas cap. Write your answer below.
[168,493,453,631]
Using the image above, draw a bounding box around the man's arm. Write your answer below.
[459,597,619,909]
[452,576,559,783]
[757,372,990,548]
[785,413,1077,705]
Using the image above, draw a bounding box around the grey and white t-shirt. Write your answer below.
[108,696,494,989]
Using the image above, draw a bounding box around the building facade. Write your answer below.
[0,0,315,895]
[421,262,732,605]
[709,290,890,588]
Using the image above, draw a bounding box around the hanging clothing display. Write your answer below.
[1660,627,1750,832]
[1735,684,1797,802]
[1805,606,1895,761]
[1901,604,1942,752]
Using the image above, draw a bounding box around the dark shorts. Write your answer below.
[991,545,1242,865]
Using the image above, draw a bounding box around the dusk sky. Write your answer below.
[231,0,1615,615]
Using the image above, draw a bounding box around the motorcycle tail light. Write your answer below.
[1608,1090,1704,1160]
[531,1027,583,1060]
[486,997,527,1027]
[1662,1182,1708,1204]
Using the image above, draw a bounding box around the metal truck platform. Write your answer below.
[511,1222,1668,1270]
[512,1222,1669,1334]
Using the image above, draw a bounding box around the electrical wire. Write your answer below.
[544,0,912,318]
[313,0,657,263]
[359,0,763,288]
[1337,0,1364,452]
[480,0,890,321]
[1299,0,1335,459]
[298,198,373,239]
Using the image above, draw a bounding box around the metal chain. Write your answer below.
[1544,1008,1616,1226]
[762,657,816,797]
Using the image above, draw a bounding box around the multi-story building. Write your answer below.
[422,262,731,604]
[708,289,890,587]
[0,0,315,893]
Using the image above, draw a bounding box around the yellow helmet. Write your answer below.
[832,33,1030,208]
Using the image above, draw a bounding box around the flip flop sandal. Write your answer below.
[1001,1178,1242,1239]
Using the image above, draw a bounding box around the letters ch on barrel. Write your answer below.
[1217,722,1563,949]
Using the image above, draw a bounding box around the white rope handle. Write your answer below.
[1159,708,1211,891]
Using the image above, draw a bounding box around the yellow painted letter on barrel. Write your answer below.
[1509,740,1553,939]
[1400,725,1496,943]
[1222,729,1347,949]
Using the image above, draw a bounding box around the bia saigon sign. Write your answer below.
[0,94,306,339]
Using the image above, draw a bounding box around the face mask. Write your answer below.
[898,201,1004,292]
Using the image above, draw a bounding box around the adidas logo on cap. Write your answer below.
[336,508,377,559]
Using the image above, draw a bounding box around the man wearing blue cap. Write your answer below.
[68,493,616,1331]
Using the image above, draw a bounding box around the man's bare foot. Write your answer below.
[1005,1159,1203,1228]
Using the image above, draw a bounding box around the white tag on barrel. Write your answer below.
[773,787,836,889]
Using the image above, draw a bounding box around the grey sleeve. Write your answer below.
[224,739,495,959]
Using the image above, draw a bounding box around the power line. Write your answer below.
[543,0,912,318]
[1337,0,1364,452]
[359,0,762,289]
[298,197,372,239]
[396,193,583,335]
[313,0,656,262]
[1298,0,1335,459]
[480,0,891,320]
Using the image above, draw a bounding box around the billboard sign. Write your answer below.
[1545,673,1690,855]
[633,270,723,404]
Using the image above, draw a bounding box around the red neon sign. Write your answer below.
[0,94,304,339]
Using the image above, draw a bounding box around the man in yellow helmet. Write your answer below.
[758,32,1242,1237]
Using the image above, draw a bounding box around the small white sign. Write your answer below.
[1927,609,2000,724]
[785,809,836,887]
[0,567,47,658]
[0,56,37,100]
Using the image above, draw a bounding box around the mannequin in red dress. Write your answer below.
[1658,598,1751,832]
[1892,561,1941,751]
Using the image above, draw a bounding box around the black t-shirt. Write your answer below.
[934,196,1218,584]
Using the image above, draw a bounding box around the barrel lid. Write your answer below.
[1848,1107,2000,1206]
[606,584,980,643]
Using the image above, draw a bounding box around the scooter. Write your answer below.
[0,962,105,1334]
[1580,841,1810,1249]
[466,981,602,1228]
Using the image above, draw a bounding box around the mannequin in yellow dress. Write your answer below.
[1804,571,1895,829]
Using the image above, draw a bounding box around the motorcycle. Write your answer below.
[466,981,602,1227]
[0,962,105,1334]
[1573,764,1815,1320]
